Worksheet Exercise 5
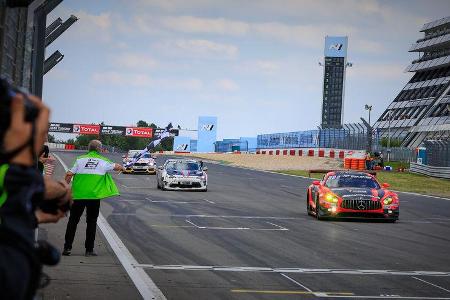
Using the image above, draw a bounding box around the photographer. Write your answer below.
[0,86,72,299]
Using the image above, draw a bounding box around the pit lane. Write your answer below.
[55,151,450,299]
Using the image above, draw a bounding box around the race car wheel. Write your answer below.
[315,196,323,220]
[161,181,166,191]
[156,180,160,189]
[306,190,312,215]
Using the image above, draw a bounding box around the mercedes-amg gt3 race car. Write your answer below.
[156,159,208,191]
[122,150,157,174]
[306,171,399,221]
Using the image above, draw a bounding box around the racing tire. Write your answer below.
[156,180,161,189]
[315,196,323,220]
[306,190,312,215]
[161,181,166,191]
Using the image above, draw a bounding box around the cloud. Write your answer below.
[346,63,407,80]
[91,71,203,90]
[352,39,387,54]
[215,79,239,91]
[112,53,158,70]
[238,60,281,74]
[153,39,239,59]
[160,16,249,36]
[62,10,113,42]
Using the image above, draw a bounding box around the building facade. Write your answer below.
[374,16,450,148]
[0,1,31,89]
[321,36,349,129]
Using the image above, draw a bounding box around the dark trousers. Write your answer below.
[64,200,100,251]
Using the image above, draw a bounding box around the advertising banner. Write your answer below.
[197,116,217,152]
[324,36,348,58]
[125,127,153,138]
[100,126,126,135]
[73,124,101,135]
[173,136,191,152]
[49,123,155,138]
[48,123,73,133]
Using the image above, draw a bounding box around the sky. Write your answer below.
[43,0,450,140]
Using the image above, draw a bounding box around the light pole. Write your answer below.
[387,110,392,162]
[364,104,372,126]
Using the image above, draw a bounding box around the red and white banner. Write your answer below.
[73,124,101,135]
[125,127,153,138]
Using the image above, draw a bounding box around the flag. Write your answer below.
[124,123,174,168]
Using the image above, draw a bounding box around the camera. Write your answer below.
[0,77,39,145]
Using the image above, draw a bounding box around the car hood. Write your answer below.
[330,187,385,200]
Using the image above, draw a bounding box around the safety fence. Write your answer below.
[424,140,450,167]
[372,147,416,162]
[257,124,377,151]
[410,162,450,179]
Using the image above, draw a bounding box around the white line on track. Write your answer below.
[202,198,215,204]
[413,276,450,293]
[133,264,450,277]
[54,153,166,300]
[280,273,314,293]
[145,197,204,204]
[112,213,301,220]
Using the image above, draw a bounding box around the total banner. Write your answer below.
[125,127,153,138]
[73,124,100,135]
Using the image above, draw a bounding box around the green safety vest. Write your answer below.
[70,151,119,200]
[0,164,9,208]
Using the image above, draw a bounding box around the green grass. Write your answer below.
[275,170,450,198]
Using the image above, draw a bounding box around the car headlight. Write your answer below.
[325,193,339,203]
[383,197,393,205]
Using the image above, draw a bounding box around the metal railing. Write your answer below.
[410,162,450,179]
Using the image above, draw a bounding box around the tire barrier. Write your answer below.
[256,148,365,161]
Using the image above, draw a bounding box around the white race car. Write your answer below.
[156,159,208,191]
[122,150,156,174]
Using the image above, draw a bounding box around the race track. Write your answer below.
[55,151,450,300]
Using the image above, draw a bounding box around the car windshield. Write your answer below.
[166,161,200,171]
[325,174,380,189]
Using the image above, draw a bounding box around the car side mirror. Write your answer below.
[312,180,321,186]
[203,167,208,172]
[382,183,390,189]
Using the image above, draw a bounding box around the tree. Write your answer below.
[47,134,56,143]
[136,120,149,127]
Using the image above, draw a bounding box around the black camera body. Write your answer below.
[0,78,39,146]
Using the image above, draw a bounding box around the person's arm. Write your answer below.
[113,163,126,172]
[65,171,74,184]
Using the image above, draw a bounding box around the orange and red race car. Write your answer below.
[306,171,399,222]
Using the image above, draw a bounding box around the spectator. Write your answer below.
[63,140,125,257]
[0,92,71,300]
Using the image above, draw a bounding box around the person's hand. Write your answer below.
[3,94,50,166]
[35,209,66,224]
[43,178,72,208]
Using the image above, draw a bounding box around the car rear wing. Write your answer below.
[308,169,377,178]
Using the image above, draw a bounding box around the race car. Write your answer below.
[306,171,399,221]
[156,159,208,191]
[122,150,156,174]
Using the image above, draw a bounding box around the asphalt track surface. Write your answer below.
[56,151,450,300]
